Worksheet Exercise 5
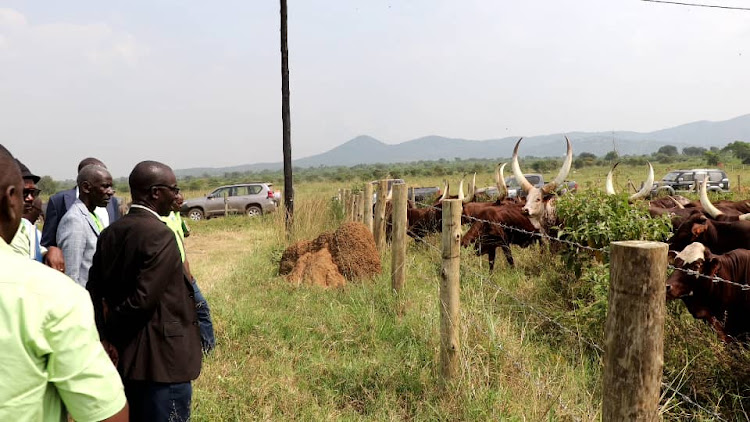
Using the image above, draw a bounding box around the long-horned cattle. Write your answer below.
[511,137,573,235]
[667,242,750,342]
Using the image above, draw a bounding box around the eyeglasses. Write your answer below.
[23,188,41,199]
[150,184,181,194]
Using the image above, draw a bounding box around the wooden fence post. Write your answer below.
[353,193,361,222]
[342,189,352,221]
[603,240,667,421]
[373,181,388,252]
[391,184,407,294]
[349,191,356,221]
[363,183,373,233]
[737,175,741,193]
[223,192,229,216]
[440,199,462,380]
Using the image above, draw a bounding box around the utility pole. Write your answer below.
[280,0,294,234]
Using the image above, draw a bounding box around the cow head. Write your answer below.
[669,213,710,252]
[511,136,573,231]
[605,161,654,202]
[666,242,720,300]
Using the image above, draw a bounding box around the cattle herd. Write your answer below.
[379,137,750,343]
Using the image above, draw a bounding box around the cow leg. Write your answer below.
[501,244,514,267]
[487,247,496,272]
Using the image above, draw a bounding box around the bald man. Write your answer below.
[58,164,115,287]
[87,160,201,422]
[0,145,128,421]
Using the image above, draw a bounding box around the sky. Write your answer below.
[1,0,749,179]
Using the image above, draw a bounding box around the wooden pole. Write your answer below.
[224,192,229,216]
[391,184,408,294]
[341,189,352,221]
[363,183,373,233]
[603,240,666,422]
[373,180,388,253]
[354,193,363,222]
[440,199,462,380]
[280,0,294,234]
[349,191,356,221]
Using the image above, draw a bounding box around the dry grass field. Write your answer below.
[180,161,750,420]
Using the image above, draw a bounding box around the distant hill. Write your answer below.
[174,114,750,177]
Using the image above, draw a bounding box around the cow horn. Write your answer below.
[511,137,534,193]
[464,172,476,203]
[438,180,448,203]
[628,162,654,201]
[543,136,573,194]
[495,163,508,199]
[700,180,723,219]
[386,185,393,202]
[605,162,619,195]
[739,213,750,221]
[667,196,685,209]
[458,178,465,201]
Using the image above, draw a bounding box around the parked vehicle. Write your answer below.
[181,182,277,221]
[650,168,729,196]
[408,186,441,203]
[504,174,578,199]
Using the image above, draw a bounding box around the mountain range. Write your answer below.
[174,114,750,178]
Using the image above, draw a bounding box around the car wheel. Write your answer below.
[188,208,204,221]
[246,205,262,217]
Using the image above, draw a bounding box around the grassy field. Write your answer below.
[183,161,750,421]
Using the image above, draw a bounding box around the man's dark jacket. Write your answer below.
[41,187,120,247]
[87,207,201,382]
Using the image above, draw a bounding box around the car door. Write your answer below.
[228,186,251,213]
[206,187,231,216]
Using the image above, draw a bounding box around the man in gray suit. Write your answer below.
[57,165,114,287]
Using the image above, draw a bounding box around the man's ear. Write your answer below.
[0,184,21,242]
[80,181,91,195]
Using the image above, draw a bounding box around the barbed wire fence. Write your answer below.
[374,196,734,420]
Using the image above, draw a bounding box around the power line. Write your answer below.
[641,0,750,11]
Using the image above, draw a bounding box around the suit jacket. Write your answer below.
[57,199,101,287]
[87,207,201,383]
[41,188,120,248]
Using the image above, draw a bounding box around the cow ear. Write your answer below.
[668,250,678,265]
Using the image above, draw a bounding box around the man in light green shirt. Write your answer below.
[0,145,128,421]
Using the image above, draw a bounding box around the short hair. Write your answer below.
[129,161,173,198]
[77,164,110,187]
[77,157,105,173]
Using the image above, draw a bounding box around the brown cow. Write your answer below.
[667,242,750,342]
[461,202,539,270]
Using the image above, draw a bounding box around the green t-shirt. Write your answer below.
[161,211,186,262]
[0,239,126,422]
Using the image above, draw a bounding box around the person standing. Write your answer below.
[0,145,128,421]
[57,164,114,287]
[41,157,120,249]
[9,159,64,266]
[87,161,201,421]
[162,191,216,353]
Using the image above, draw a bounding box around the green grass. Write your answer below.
[184,163,750,420]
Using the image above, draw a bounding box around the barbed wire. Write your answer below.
[401,203,729,420]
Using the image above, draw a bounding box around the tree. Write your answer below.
[722,141,750,163]
[604,151,619,161]
[36,176,58,195]
[657,145,678,156]
[682,146,706,156]
[704,151,720,166]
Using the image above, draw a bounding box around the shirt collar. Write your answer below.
[129,204,163,220]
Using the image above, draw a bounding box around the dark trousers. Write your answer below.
[191,280,216,353]
[124,380,192,422]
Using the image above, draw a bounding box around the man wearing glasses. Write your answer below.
[87,161,202,421]
[9,160,64,266]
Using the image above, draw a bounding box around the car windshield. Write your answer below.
[661,172,681,182]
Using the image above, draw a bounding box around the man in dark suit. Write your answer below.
[87,161,201,421]
[41,157,120,249]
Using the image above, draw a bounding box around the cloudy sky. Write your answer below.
[1,0,749,179]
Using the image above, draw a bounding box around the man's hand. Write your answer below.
[44,246,65,272]
[101,340,119,367]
